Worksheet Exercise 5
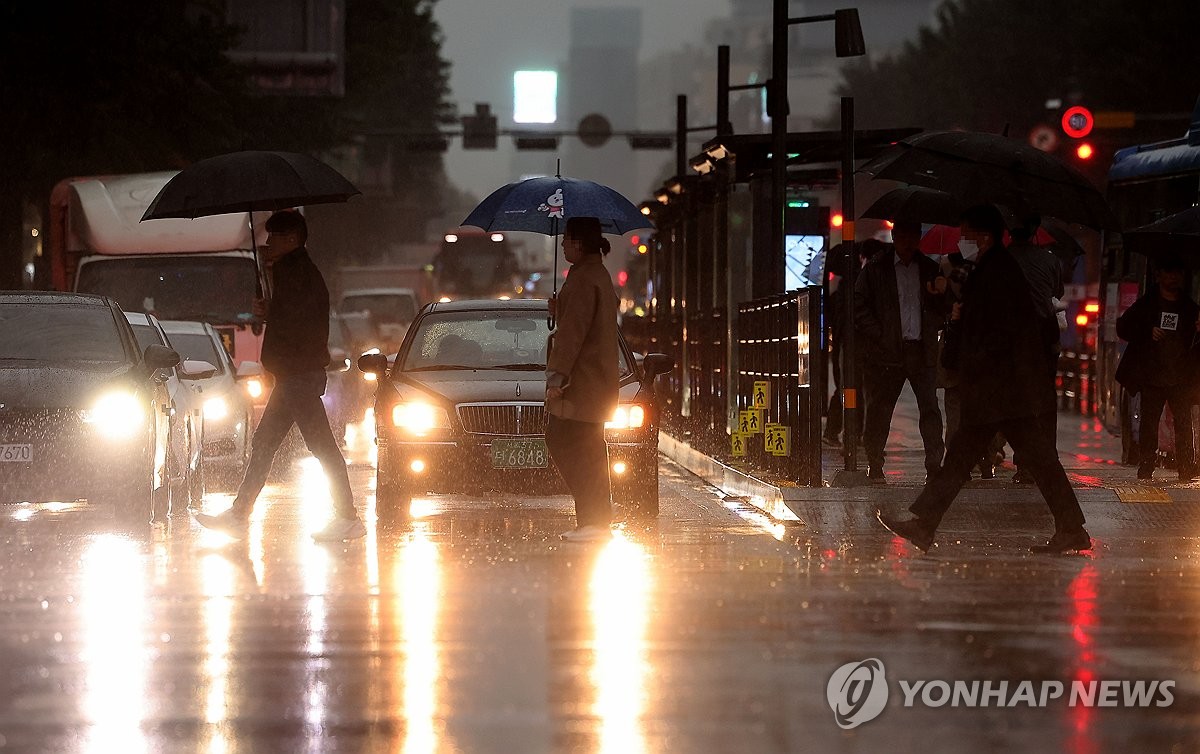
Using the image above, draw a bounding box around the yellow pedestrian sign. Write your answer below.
[752,381,770,409]
[731,432,747,457]
[765,424,790,456]
[739,408,764,434]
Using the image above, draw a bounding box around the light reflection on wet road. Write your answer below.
[0,425,1196,752]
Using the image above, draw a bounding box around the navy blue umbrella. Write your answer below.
[462,176,652,317]
[461,176,652,236]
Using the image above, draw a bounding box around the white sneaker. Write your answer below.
[312,517,367,542]
[559,524,613,543]
[194,508,250,539]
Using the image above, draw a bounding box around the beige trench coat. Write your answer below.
[545,255,620,423]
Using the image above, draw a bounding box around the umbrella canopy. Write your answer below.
[860,186,963,226]
[1123,206,1200,266]
[461,176,652,236]
[141,150,360,220]
[858,131,1119,230]
[918,224,1068,256]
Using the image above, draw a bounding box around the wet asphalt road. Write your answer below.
[0,427,1197,753]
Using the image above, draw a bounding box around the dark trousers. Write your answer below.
[232,371,356,519]
[864,341,945,475]
[944,385,1007,470]
[1139,384,1195,476]
[911,415,1085,533]
[547,414,612,527]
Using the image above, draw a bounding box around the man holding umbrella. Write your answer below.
[196,210,366,542]
[545,216,620,542]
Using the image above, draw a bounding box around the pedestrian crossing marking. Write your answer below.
[1113,485,1171,504]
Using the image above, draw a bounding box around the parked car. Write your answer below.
[125,312,214,509]
[359,298,674,516]
[0,292,179,521]
[160,320,253,488]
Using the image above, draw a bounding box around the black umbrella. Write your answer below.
[858,131,1119,230]
[141,150,361,296]
[1123,206,1200,266]
[859,186,963,226]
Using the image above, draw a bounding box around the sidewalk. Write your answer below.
[660,391,1200,523]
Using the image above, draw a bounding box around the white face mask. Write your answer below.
[957,239,980,261]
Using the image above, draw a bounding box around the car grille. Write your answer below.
[457,403,546,436]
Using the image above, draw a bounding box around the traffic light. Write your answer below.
[1075,143,1095,160]
[462,103,497,149]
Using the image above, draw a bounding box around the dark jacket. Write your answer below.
[1115,289,1200,394]
[261,248,331,376]
[853,249,944,368]
[941,244,1058,426]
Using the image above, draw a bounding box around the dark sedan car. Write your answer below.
[0,292,179,521]
[359,299,673,516]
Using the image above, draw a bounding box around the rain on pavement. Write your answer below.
[0,407,1197,752]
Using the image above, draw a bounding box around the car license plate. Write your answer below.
[491,438,548,469]
[0,444,32,462]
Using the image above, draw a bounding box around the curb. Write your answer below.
[658,432,800,521]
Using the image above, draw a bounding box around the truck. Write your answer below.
[47,172,268,372]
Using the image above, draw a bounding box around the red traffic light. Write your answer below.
[1062,106,1094,139]
[617,270,629,287]
[1076,143,1095,160]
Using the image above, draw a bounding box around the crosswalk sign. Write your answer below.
[765,424,790,456]
[732,432,747,457]
[752,381,770,409]
[739,408,764,434]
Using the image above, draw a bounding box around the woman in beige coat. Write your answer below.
[546,216,620,542]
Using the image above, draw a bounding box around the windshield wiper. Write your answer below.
[488,363,545,371]
[407,364,479,371]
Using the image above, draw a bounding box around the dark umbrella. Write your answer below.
[1123,206,1200,267]
[141,150,361,296]
[462,174,651,323]
[860,186,963,227]
[858,131,1119,230]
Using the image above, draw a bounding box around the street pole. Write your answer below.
[717,45,732,137]
[676,95,688,178]
[833,95,868,486]
[770,0,788,296]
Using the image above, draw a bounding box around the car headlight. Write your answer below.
[363,371,378,382]
[245,377,265,399]
[204,396,230,421]
[81,391,146,439]
[391,401,450,436]
[605,404,646,430]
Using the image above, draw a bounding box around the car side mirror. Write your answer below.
[235,361,263,380]
[328,348,352,373]
[178,359,218,381]
[642,353,674,377]
[358,352,388,376]
[144,344,180,370]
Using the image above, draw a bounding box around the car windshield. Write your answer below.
[340,293,418,324]
[400,309,632,375]
[76,256,258,325]
[170,332,226,375]
[0,303,128,363]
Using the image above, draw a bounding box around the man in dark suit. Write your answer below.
[854,221,947,481]
[878,205,1090,554]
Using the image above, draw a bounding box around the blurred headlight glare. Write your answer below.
[203,396,230,421]
[605,404,646,429]
[391,402,450,435]
[81,392,145,438]
[245,378,264,399]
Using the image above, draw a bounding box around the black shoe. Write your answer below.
[877,511,935,552]
[867,467,886,484]
[1012,468,1034,484]
[979,464,995,480]
[1030,528,1092,553]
